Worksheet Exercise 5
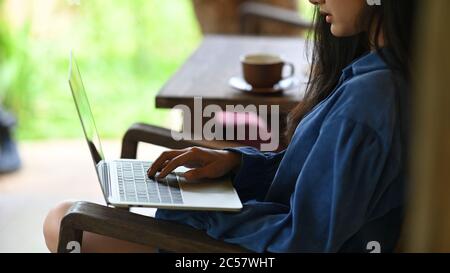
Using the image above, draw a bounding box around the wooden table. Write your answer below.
[156,35,309,114]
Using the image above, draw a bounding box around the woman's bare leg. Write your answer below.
[43,200,157,253]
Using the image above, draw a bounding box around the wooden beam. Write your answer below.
[404,0,450,252]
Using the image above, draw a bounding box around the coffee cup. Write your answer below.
[241,53,295,89]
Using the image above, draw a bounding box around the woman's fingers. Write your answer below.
[147,150,185,177]
[158,160,170,172]
[147,147,234,181]
[157,152,197,178]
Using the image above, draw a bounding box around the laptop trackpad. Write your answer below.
[179,177,233,194]
[178,176,242,209]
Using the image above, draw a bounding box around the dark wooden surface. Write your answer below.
[58,202,251,253]
[156,35,309,114]
[121,123,242,159]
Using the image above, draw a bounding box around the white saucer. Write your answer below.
[229,76,300,95]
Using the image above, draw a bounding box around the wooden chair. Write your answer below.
[193,0,311,36]
[57,123,407,253]
[239,1,312,35]
[57,123,251,253]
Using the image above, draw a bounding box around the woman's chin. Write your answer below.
[330,25,358,38]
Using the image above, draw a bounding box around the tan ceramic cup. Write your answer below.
[241,53,295,88]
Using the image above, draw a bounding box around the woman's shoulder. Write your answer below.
[346,67,407,94]
[327,68,409,137]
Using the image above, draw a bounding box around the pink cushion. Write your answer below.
[214,111,272,148]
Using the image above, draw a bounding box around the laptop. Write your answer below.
[68,52,243,212]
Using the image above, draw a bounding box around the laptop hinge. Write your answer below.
[103,162,112,199]
[97,161,112,202]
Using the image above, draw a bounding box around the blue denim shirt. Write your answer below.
[156,50,409,253]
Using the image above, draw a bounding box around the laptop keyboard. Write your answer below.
[116,161,184,204]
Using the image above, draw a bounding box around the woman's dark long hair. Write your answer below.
[286,0,418,140]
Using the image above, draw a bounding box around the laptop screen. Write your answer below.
[68,52,105,166]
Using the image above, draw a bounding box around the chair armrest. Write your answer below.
[58,201,251,253]
[239,2,312,34]
[121,123,242,159]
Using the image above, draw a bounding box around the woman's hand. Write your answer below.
[147,147,242,182]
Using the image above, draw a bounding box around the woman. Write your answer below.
[44,0,417,253]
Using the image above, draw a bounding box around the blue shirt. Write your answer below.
[155,50,409,253]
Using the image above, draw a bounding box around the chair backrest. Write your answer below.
[192,0,301,35]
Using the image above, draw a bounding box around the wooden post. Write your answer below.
[57,225,83,253]
[403,0,450,252]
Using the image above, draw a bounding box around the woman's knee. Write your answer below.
[43,200,77,253]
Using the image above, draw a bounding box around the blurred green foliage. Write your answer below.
[0,0,313,141]
[298,0,315,21]
[0,0,201,140]
[0,3,34,133]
